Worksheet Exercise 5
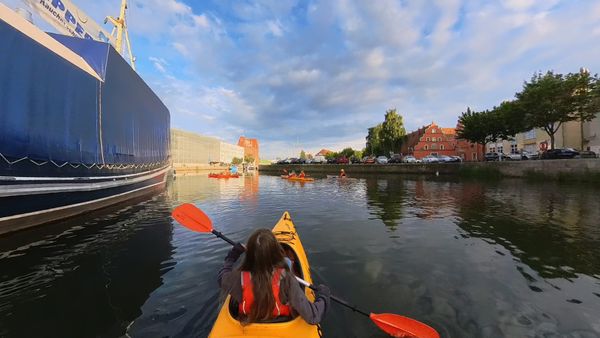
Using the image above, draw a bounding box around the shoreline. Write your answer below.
[259,159,600,184]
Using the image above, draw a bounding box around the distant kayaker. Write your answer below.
[339,169,346,178]
[288,170,297,178]
[298,170,306,179]
[218,229,331,325]
[282,169,289,177]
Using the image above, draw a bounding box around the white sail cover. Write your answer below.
[21,0,113,44]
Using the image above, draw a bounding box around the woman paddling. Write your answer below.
[218,229,331,325]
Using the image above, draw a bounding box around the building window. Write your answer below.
[524,129,536,140]
[426,137,430,141]
[490,147,495,153]
[432,128,437,133]
[431,152,438,156]
[511,144,518,154]
[472,153,477,160]
[441,145,445,150]
[498,146,503,153]
[430,143,436,150]
[424,145,428,150]
[438,137,442,142]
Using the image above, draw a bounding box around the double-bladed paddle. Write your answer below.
[172,203,440,338]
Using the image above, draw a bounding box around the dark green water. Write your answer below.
[1,174,599,337]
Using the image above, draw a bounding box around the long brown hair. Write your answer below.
[239,229,286,323]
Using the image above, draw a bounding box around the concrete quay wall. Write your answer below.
[259,159,600,181]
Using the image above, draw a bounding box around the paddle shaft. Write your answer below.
[213,228,371,318]
[295,277,370,317]
[212,229,237,246]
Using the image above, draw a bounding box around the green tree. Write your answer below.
[457,108,505,152]
[231,157,243,165]
[299,150,306,160]
[365,124,383,155]
[354,149,363,160]
[325,151,338,160]
[491,100,527,141]
[569,69,600,150]
[517,71,590,149]
[340,147,355,158]
[380,109,406,154]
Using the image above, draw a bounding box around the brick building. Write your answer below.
[401,122,483,161]
[237,137,259,165]
[315,149,333,157]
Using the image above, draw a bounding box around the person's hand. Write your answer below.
[228,242,246,260]
[315,284,331,301]
[232,242,246,255]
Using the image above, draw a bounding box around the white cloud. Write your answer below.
[8,0,600,159]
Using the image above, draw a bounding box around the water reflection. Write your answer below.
[0,194,174,337]
[453,180,600,280]
[0,174,599,337]
[365,177,406,230]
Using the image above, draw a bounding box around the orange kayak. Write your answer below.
[287,176,314,182]
[209,173,240,179]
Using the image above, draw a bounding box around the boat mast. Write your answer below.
[105,0,136,70]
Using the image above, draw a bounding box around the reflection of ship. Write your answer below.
[0,196,174,337]
[0,3,170,234]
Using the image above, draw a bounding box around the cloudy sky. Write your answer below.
[3,0,600,159]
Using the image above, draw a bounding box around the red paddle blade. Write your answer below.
[172,203,213,233]
[370,313,440,338]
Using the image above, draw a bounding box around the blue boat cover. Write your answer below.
[0,18,170,172]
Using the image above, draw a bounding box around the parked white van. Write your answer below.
[313,155,327,163]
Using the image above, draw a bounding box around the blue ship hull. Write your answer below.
[0,10,170,234]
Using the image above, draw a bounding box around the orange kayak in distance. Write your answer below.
[209,173,240,179]
[286,176,314,182]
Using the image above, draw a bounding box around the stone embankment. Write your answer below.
[259,159,600,182]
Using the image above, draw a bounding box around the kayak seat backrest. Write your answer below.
[228,299,293,323]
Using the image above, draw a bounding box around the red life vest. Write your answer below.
[239,269,291,318]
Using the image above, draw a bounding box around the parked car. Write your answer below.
[541,148,579,159]
[312,155,327,164]
[521,151,538,160]
[484,152,500,161]
[363,156,376,164]
[437,155,454,163]
[388,154,402,163]
[376,156,388,164]
[336,156,350,164]
[449,156,463,162]
[504,153,522,161]
[580,150,598,158]
[402,155,417,163]
[350,156,362,164]
[422,155,439,163]
[327,157,337,164]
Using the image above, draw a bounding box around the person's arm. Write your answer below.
[217,243,245,292]
[285,275,330,325]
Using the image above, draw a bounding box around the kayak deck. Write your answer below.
[208,212,320,338]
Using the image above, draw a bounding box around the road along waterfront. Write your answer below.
[0,174,599,337]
